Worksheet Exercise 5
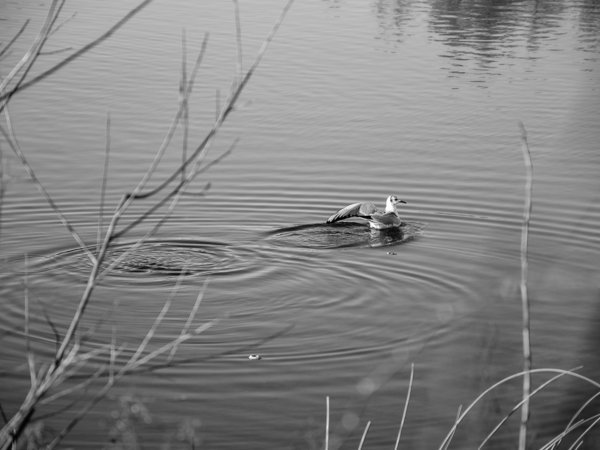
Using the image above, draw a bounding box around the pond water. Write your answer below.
[1,0,600,448]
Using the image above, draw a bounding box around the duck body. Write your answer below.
[326,195,406,229]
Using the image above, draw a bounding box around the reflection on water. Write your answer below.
[266,221,424,249]
[375,0,600,80]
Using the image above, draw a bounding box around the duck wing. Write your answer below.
[326,202,378,224]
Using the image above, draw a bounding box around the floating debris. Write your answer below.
[248,354,262,360]
[387,251,397,255]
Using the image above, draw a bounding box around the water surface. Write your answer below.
[1,0,600,448]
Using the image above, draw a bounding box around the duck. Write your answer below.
[326,195,407,229]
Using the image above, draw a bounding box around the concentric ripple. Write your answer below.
[24,238,266,286]
[263,221,425,249]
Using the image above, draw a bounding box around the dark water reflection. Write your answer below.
[265,221,423,249]
[376,0,600,79]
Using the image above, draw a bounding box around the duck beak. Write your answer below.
[399,200,407,204]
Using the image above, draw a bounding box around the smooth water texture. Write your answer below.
[1,0,600,448]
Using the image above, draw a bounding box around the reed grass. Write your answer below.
[0,1,294,448]
[518,120,534,450]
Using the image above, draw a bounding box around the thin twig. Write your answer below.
[180,29,189,182]
[518,121,533,450]
[111,137,237,240]
[32,296,61,354]
[128,298,173,366]
[0,1,60,98]
[0,403,8,427]
[0,20,30,60]
[216,89,221,120]
[120,32,208,203]
[168,278,208,362]
[233,0,243,85]
[48,11,77,38]
[1,106,95,264]
[125,320,218,371]
[39,363,107,406]
[97,113,111,254]
[38,47,73,56]
[23,255,37,388]
[105,32,209,235]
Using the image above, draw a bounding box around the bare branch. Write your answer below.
[123,0,293,204]
[0,0,65,109]
[0,0,154,103]
[112,138,237,240]
[126,320,218,372]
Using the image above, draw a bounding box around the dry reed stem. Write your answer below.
[325,395,330,450]
[562,390,600,443]
[394,363,414,450]
[357,421,371,450]
[438,368,600,450]
[518,121,533,450]
[440,405,462,450]
[568,415,600,450]
[478,371,571,449]
[540,414,600,450]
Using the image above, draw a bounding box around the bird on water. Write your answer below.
[326,195,407,229]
